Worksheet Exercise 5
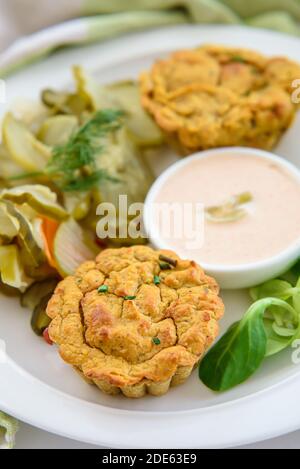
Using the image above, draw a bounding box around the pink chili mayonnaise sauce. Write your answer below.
[154,153,300,266]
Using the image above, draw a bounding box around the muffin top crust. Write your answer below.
[47,246,224,388]
[140,44,300,152]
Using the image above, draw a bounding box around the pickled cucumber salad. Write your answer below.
[0,66,162,336]
[0,411,18,449]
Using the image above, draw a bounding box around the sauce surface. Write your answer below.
[154,153,300,266]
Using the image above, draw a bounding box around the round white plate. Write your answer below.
[1,24,300,449]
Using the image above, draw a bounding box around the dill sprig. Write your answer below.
[10,109,123,192]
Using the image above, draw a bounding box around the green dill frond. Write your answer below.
[61,170,116,192]
[47,109,123,174]
[10,109,124,192]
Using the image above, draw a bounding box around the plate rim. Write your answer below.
[1,22,300,448]
[2,356,300,448]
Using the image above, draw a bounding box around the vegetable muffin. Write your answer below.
[140,45,300,152]
[46,246,224,398]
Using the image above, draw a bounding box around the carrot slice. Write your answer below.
[40,216,59,269]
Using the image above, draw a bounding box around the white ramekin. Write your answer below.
[144,147,300,290]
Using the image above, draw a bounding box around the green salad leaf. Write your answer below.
[263,318,295,356]
[250,279,295,301]
[199,298,298,391]
[199,262,300,392]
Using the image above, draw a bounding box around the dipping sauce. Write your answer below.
[152,151,300,266]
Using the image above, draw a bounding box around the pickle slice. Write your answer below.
[41,89,87,115]
[73,65,109,110]
[95,128,154,206]
[0,185,67,220]
[37,115,78,146]
[2,113,51,171]
[21,278,58,311]
[107,81,163,147]
[205,192,253,223]
[63,191,91,220]
[30,292,53,336]
[4,200,46,274]
[0,245,31,291]
[41,89,68,110]
[0,201,19,240]
[0,144,23,179]
[73,67,163,147]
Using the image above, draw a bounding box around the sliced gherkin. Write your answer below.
[37,115,78,146]
[63,191,91,220]
[21,278,58,311]
[0,200,19,241]
[73,66,163,147]
[41,89,88,116]
[80,128,153,244]
[0,280,20,297]
[0,144,23,179]
[2,113,51,171]
[41,89,68,109]
[94,128,153,206]
[106,81,163,147]
[205,192,253,223]
[73,65,109,110]
[0,184,67,220]
[4,200,46,274]
[0,244,31,291]
[65,93,88,116]
[30,292,53,336]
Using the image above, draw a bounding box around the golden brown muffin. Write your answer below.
[140,44,300,153]
[265,57,300,94]
[46,246,224,398]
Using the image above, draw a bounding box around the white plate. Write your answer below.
[1,24,300,449]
